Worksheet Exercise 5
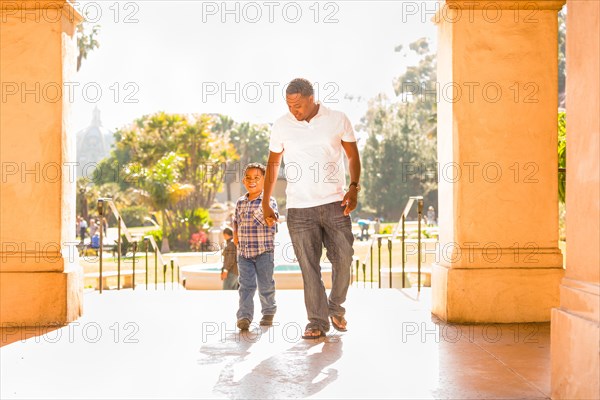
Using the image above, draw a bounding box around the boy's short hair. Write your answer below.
[223,227,233,236]
[243,162,266,177]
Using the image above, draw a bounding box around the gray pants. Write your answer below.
[287,201,354,332]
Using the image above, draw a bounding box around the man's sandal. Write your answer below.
[330,315,347,332]
[302,328,326,339]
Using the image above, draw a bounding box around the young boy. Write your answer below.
[220,227,239,290]
[233,163,279,330]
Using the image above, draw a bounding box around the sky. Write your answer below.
[72,0,438,139]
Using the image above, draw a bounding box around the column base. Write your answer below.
[551,280,600,399]
[0,266,83,327]
[432,264,564,323]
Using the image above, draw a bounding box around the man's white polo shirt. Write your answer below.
[269,104,356,209]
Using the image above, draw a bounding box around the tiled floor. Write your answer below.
[0,288,551,399]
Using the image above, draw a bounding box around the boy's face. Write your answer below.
[243,168,264,197]
[223,233,232,240]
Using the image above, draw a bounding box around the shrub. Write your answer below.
[145,228,163,250]
[381,225,393,235]
[119,206,150,227]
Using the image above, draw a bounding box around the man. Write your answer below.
[262,78,361,339]
[358,219,370,241]
[78,216,88,244]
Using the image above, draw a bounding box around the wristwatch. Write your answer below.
[349,181,361,192]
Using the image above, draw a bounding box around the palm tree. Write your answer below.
[213,115,241,201]
[212,114,235,135]
[76,177,99,220]
[141,152,194,253]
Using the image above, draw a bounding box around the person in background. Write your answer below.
[220,227,239,290]
[90,231,101,254]
[358,219,370,241]
[79,216,88,244]
[374,218,381,235]
[427,206,436,227]
[89,219,98,238]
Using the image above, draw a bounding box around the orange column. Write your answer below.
[0,1,83,326]
[433,0,565,322]
[551,0,600,398]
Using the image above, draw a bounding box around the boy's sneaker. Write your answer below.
[259,314,274,326]
[237,318,251,331]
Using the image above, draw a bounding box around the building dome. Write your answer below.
[76,107,114,177]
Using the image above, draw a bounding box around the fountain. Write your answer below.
[179,221,332,290]
[207,202,229,245]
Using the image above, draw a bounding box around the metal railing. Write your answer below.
[95,198,180,293]
[353,196,428,291]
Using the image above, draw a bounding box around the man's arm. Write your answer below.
[341,140,361,216]
[262,151,283,226]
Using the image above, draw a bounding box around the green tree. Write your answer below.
[229,122,270,167]
[212,114,235,135]
[211,116,270,201]
[558,111,566,203]
[139,152,194,251]
[76,177,97,220]
[97,112,233,203]
[558,8,566,103]
[93,112,237,250]
[360,38,438,220]
[211,115,238,201]
[76,22,100,71]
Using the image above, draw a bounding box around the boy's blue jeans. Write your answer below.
[287,201,354,333]
[236,251,277,321]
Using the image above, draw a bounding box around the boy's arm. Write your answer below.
[262,151,282,227]
[233,202,239,246]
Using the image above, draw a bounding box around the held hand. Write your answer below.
[341,188,358,216]
[263,203,278,227]
[221,271,227,281]
[233,232,239,246]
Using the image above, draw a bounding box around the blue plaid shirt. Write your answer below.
[233,192,278,259]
